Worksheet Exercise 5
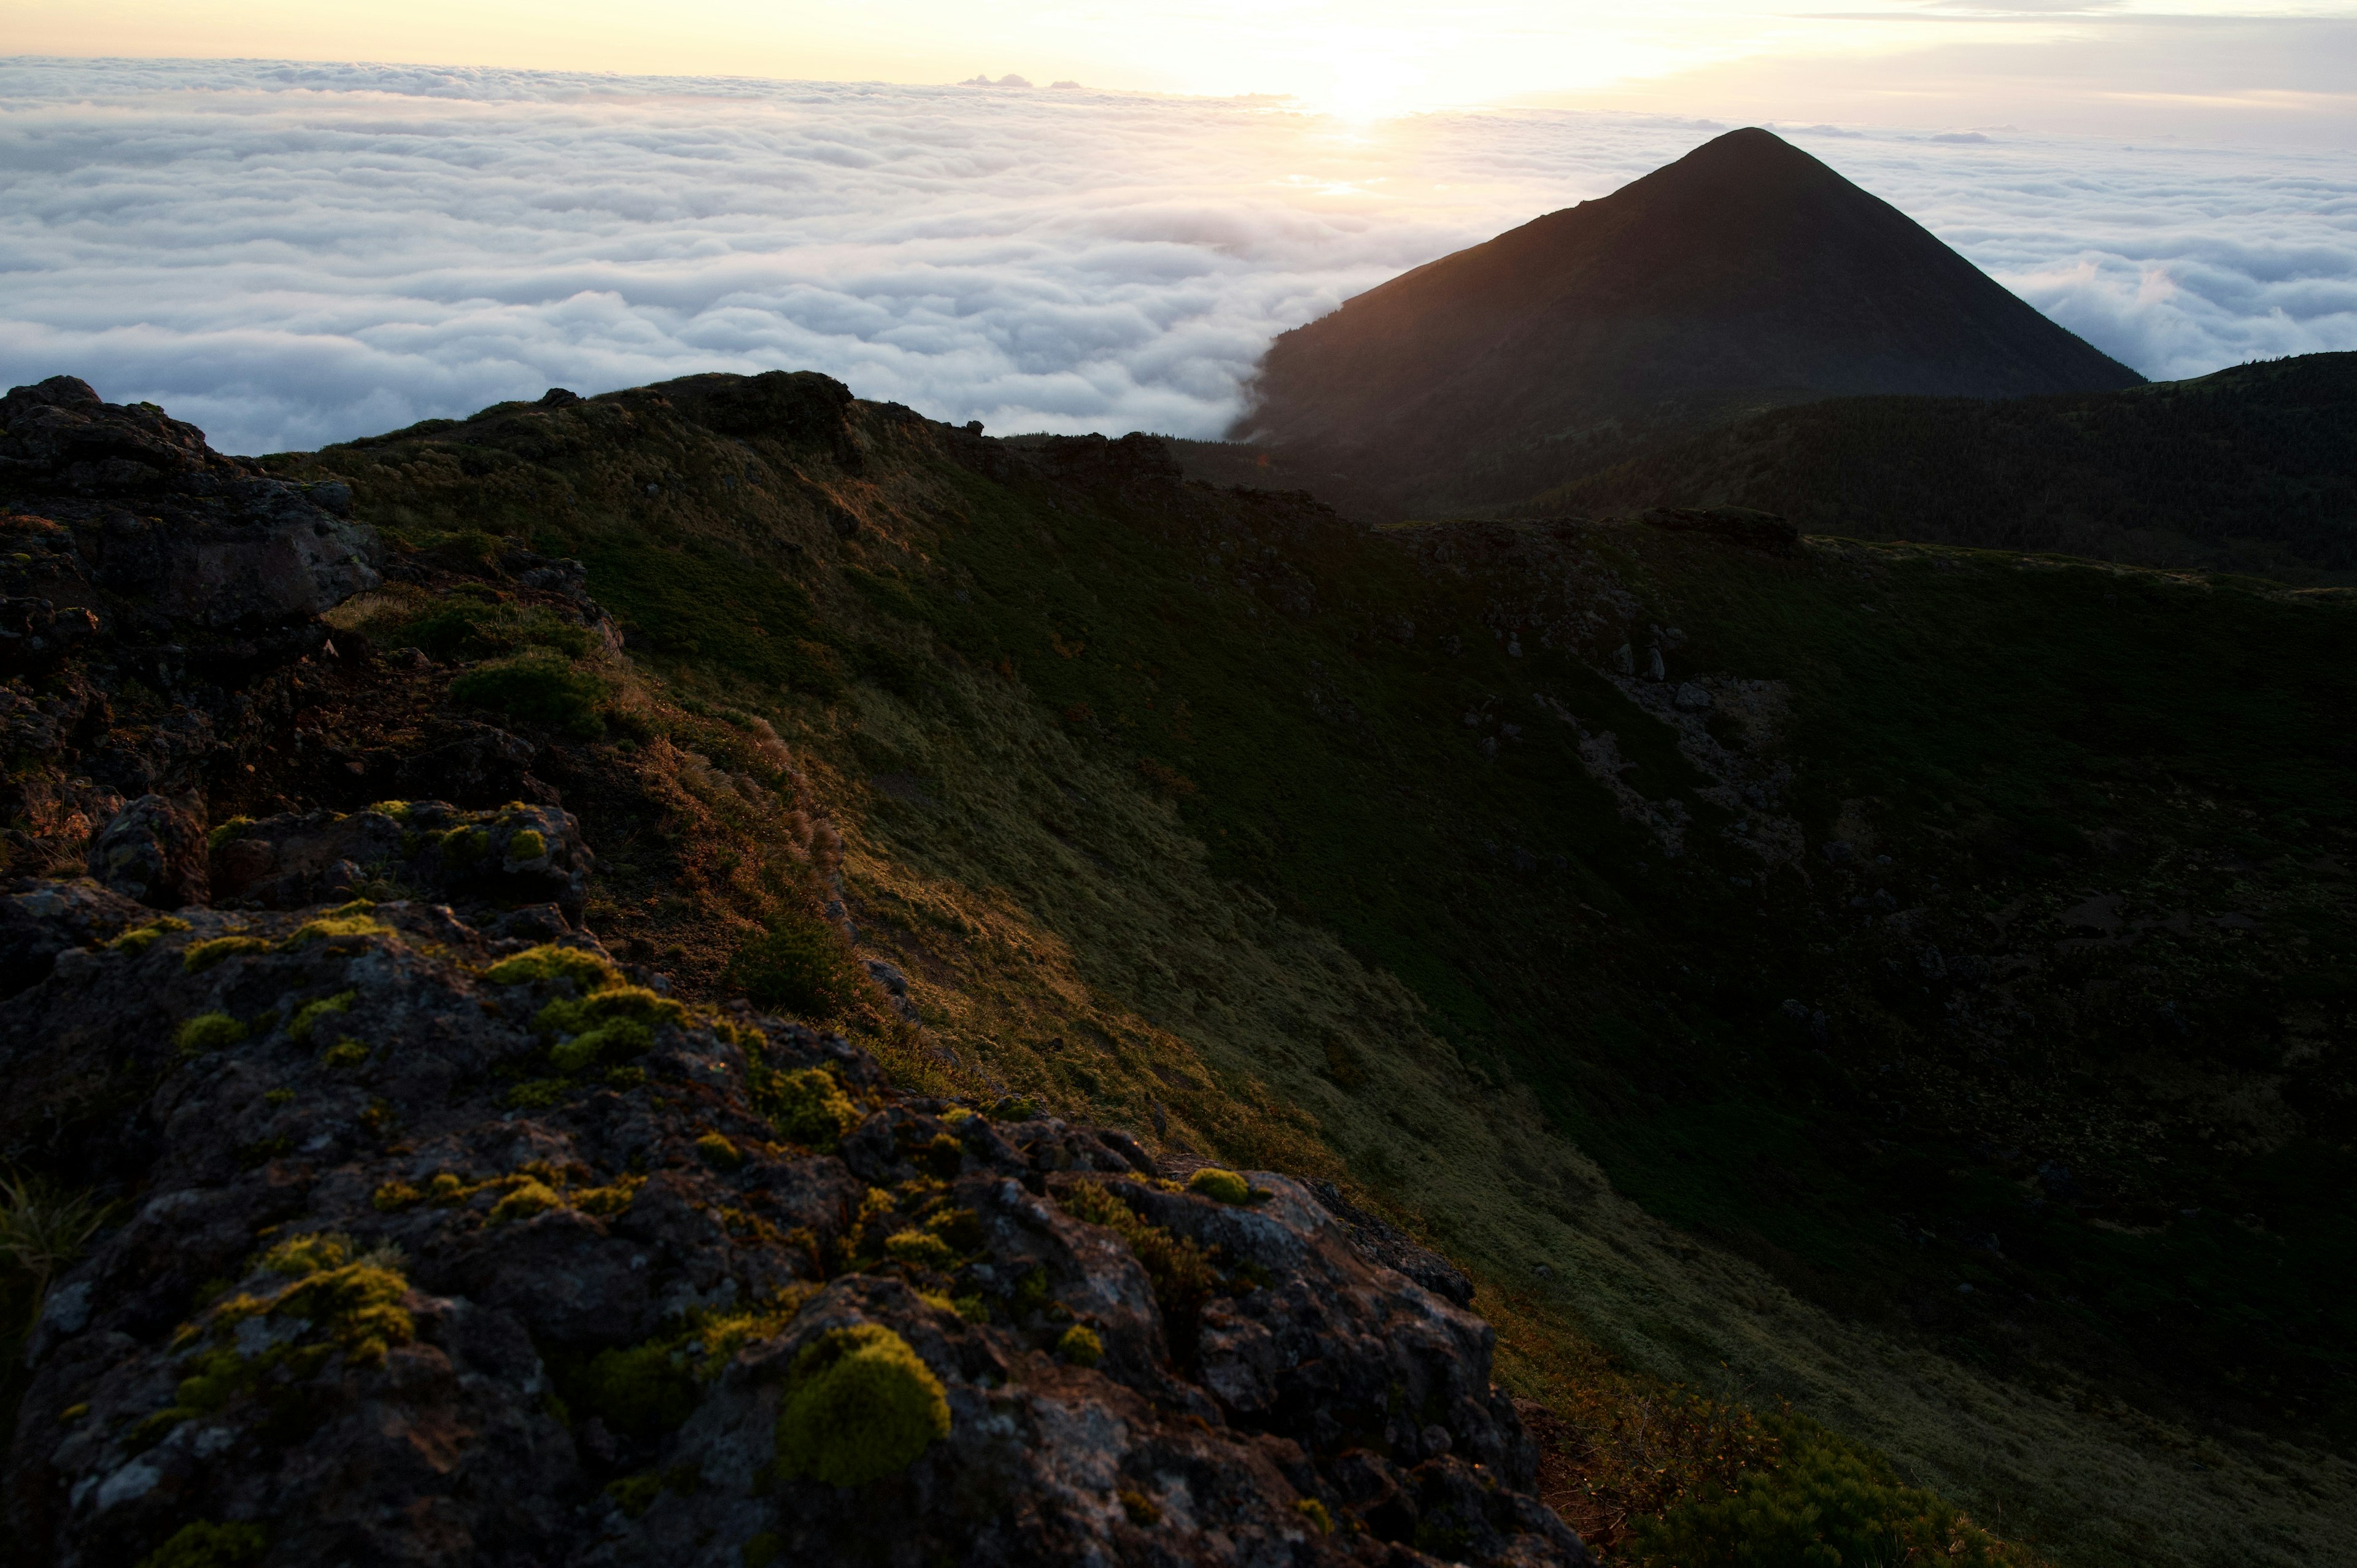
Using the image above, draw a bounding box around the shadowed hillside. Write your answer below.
[260,374,2357,1567]
[1512,352,2357,580]
[1234,128,2142,514]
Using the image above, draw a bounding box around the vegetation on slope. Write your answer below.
[1510,352,2357,582]
[261,373,2357,1567]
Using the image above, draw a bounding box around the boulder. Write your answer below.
[86,794,208,908]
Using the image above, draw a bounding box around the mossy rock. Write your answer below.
[773,1323,950,1488]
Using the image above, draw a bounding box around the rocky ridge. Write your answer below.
[0,380,1589,1568]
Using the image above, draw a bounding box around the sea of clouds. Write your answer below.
[1,56,2352,455]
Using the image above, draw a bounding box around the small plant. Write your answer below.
[0,1170,109,1334]
[204,817,255,851]
[1186,1167,1253,1205]
[773,1323,950,1488]
[696,1132,744,1171]
[1119,1490,1161,1527]
[264,1088,295,1108]
[1057,1323,1104,1367]
[508,827,548,860]
[1058,1183,1222,1356]
[322,1039,370,1070]
[175,1012,247,1054]
[1295,1497,1334,1535]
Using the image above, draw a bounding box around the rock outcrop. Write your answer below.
[1,887,1586,1567]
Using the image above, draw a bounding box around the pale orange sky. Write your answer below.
[11,0,2356,138]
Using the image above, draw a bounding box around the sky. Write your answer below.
[12,0,2357,135]
[0,10,2351,454]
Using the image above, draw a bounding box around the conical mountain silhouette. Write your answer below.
[1234,128,2145,509]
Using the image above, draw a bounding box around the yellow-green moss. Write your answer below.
[110,916,191,954]
[1188,1168,1256,1205]
[490,1180,563,1224]
[483,942,621,990]
[322,1038,370,1070]
[184,935,270,973]
[204,817,255,851]
[287,991,355,1043]
[263,1087,295,1107]
[1295,1497,1334,1535]
[373,1181,424,1212]
[1057,1323,1104,1367]
[773,1323,950,1488]
[538,984,685,1039]
[884,1229,956,1270]
[283,912,388,948]
[575,1175,646,1216]
[439,825,495,867]
[135,1520,266,1568]
[508,828,548,860]
[505,1078,571,1110]
[696,1132,744,1171]
[753,1065,862,1146]
[367,799,412,821]
[550,1016,655,1073]
[176,1012,248,1054]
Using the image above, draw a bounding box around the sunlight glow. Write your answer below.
[10,0,2353,139]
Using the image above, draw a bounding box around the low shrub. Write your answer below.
[451,649,609,739]
[773,1323,950,1488]
[1057,1323,1104,1367]
[723,913,862,1018]
[1630,1419,2024,1568]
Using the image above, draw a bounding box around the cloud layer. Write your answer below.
[1,58,2351,455]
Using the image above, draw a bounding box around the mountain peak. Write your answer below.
[1236,130,2143,511]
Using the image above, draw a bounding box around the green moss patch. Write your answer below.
[772,1323,949,1488]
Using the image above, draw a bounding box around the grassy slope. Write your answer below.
[1505,353,2357,582]
[275,382,2357,1566]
